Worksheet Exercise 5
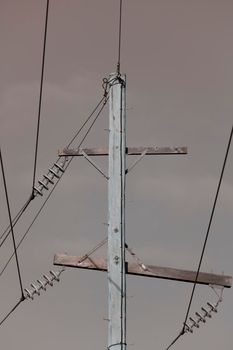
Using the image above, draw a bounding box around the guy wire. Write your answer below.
[0,149,25,298]
[165,123,233,349]
[182,124,233,331]
[0,94,109,277]
[0,299,23,328]
[117,0,123,74]
[0,92,108,251]
[32,0,50,195]
[0,196,32,244]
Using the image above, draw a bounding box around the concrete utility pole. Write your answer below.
[54,72,232,350]
[107,73,126,350]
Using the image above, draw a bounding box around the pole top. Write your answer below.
[108,72,126,86]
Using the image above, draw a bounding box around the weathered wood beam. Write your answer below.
[54,254,232,288]
[58,146,187,157]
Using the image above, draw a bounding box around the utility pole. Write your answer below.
[54,72,232,350]
[107,73,126,350]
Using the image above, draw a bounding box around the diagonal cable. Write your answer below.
[166,124,233,349]
[76,96,109,149]
[0,237,108,328]
[0,149,25,299]
[67,95,107,148]
[116,0,123,74]
[0,96,109,277]
[0,0,50,245]
[32,0,50,194]
[78,237,107,264]
[0,299,23,328]
[182,124,233,330]
[0,91,108,251]
[0,196,32,245]
[165,333,183,350]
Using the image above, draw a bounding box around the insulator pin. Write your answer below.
[25,288,34,300]
[54,163,65,172]
[49,168,60,178]
[34,187,43,196]
[195,312,206,323]
[201,307,212,318]
[37,279,46,290]
[183,288,223,336]
[50,270,60,281]
[24,268,65,300]
[31,283,40,295]
[207,302,217,313]
[184,324,193,333]
[43,174,54,184]
[38,180,49,190]
[43,274,53,286]
[189,317,199,328]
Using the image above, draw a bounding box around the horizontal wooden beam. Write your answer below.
[54,254,232,288]
[58,146,187,157]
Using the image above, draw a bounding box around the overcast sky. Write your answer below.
[0,1,233,349]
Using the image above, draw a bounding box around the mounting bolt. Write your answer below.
[114,227,119,233]
[114,256,120,264]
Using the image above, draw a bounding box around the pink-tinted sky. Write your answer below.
[0,1,233,349]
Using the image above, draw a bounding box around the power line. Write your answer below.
[0,299,23,328]
[166,124,233,349]
[165,333,183,350]
[0,196,32,245]
[0,78,108,243]
[0,95,109,277]
[182,124,233,328]
[0,235,107,327]
[0,92,108,251]
[32,0,50,194]
[0,1,50,246]
[0,268,65,328]
[116,0,123,74]
[66,95,107,148]
[0,149,25,299]
[76,96,109,149]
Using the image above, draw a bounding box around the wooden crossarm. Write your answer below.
[58,146,187,157]
[54,254,232,288]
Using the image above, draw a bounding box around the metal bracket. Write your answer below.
[81,149,109,180]
[125,149,148,174]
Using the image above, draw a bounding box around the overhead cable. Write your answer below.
[0,0,50,246]
[0,238,107,325]
[0,196,32,246]
[76,96,109,149]
[182,124,233,330]
[67,94,107,148]
[0,82,109,250]
[31,0,50,195]
[0,149,25,299]
[0,299,23,328]
[0,95,109,277]
[116,0,123,74]
[166,287,224,350]
[184,287,223,334]
[33,94,109,197]
[166,124,233,349]
[0,267,65,328]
